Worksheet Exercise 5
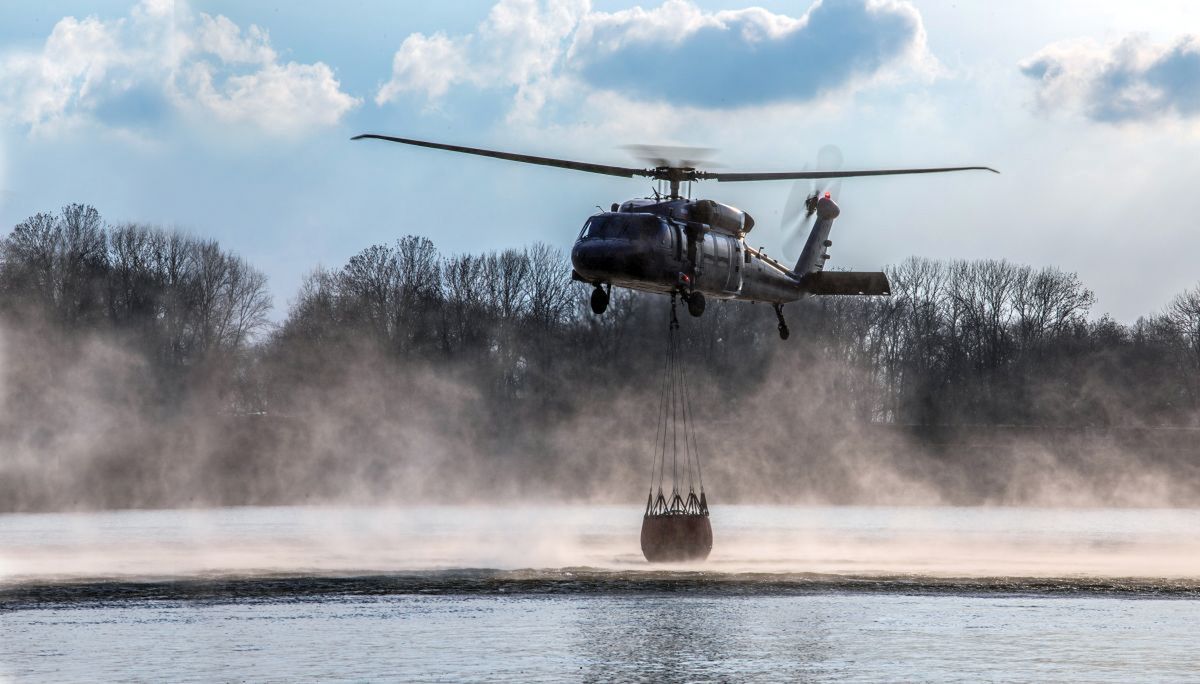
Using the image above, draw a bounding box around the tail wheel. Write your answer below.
[686,291,706,318]
[590,285,610,315]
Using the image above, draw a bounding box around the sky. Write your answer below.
[0,0,1198,321]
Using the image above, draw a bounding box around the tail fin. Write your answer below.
[793,195,840,276]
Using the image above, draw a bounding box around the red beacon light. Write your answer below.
[824,191,832,199]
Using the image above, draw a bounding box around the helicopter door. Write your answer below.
[714,236,740,293]
[728,240,743,292]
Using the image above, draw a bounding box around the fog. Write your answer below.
[2,205,1200,513]
[5,506,1200,583]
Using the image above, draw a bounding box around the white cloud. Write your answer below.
[0,0,359,136]
[376,0,588,121]
[1021,34,1200,124]
[184,61,358,132]
[193,14,276,66]
[569,0,931,107]
[0,16,130,132]
[375,33,472,104]
[567,1,799,54]
[376,0,933,120]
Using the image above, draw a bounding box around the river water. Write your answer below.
[2,505,1199,681]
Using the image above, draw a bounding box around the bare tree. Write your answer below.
[1163,284,1200,406]
[2,205,108,325]
[1013,266,1094,347]
[523,242,573,333]
[482,249,530,321]
[221,254,272,351]
[442,253,487,353]
[339,243,401,345]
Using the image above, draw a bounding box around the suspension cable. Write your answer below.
[679,342,705,495]
[653,304,674,494]
[669,303,679,497]
[645,294,709,517]
[676,323,694,494]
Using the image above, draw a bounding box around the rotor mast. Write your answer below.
[659,167,691,200]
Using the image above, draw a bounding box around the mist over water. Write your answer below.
[5,504,1200,682]
[4,505,1199,588]
[4,309,1200,513]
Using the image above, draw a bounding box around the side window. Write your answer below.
[579,219,593,239]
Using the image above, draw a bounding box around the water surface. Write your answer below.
[2,505,1198,682]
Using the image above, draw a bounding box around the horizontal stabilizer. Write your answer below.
[801,271,891,296]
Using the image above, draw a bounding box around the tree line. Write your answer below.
[1,205,271,410]
[3,204,1199,428]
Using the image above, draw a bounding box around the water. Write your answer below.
[2,505,1199,681]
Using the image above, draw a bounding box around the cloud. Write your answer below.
[569,0,928,107]
[376,0,588,121]
[183,61,357,131]
[375,33,472,105]
[1021,34,1200,123]
[0,0,360,136]
[376,0,932,118]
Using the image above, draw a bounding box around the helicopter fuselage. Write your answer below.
[571,198,803,305]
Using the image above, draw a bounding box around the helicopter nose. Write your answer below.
[572,237,638,280]
[571,239,610,275]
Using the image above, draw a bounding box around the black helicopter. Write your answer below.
[353,134,996,339]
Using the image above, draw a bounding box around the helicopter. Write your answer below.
[353,134,997,339]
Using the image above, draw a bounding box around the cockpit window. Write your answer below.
[579,216,603,239]
[579,214,668,240]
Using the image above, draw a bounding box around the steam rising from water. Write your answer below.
[2,315,1200,512]
[3,506,1198,584]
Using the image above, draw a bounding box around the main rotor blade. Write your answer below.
[708,166,999,182]
[353,134,648,179]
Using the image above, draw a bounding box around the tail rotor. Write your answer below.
[781,145,844,264]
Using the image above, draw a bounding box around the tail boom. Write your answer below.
[800,271,891,296]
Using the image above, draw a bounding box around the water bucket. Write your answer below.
[640,513,713,562]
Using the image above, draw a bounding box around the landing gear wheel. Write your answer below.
[590,285,609,315]
[686,291,706,318]
[773,303,789,340]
